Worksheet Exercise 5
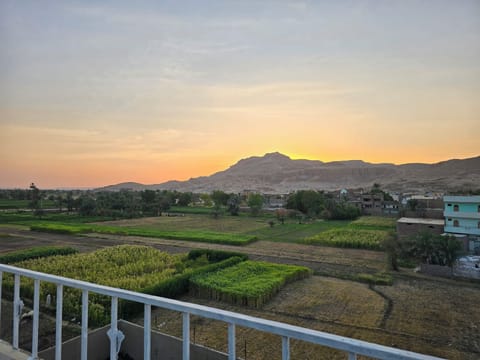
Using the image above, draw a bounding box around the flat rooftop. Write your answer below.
[397,217,445,225]
[444,195,480,203]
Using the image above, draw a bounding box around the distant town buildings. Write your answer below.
[396,217,444,240]
[396,195,480,254]
[443,195,480,253]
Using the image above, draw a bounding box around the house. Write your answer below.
[360,193,384,216]
[396,217,444,240]
[444,195,480,253]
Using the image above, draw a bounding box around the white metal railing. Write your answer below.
[0,264,444,360]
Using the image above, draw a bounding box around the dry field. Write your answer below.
[137,275,480,359]
[96,214,269,234]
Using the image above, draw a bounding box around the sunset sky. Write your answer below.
[1,0,479,188]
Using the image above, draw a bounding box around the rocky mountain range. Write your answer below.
[99,152,480,193]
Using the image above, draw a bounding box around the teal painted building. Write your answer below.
[444,195,480,252]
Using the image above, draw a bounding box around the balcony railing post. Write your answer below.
[13,274,21,350]
[110,297,118,360]
[183,312,190,360]
[81,290,88,360]
[282,336,290,360]
[31,279,40,359]
[144,303,151,360]
[228,323,235,360]
[55,284,63,360]
[348,352,357,360]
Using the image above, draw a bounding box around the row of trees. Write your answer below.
[211,190,264,217]
[286,190,361,220]
[13,185,266,218]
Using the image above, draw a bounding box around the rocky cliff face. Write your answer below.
[99,152,480,193]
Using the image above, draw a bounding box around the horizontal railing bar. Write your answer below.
[0,264,444,360]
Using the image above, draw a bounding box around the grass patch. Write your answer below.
[0,199,56,209]
[0,246,78,264]
[350,216,396,230]
[303,228,388,250]
[190,260,312,308]
[356,272,393,285]
[246,219,351,243]
[0,212,117,225]
[30,223,257,245]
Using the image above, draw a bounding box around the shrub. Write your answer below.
[0,246,78,264]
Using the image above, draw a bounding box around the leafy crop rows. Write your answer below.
[303,228,388,250]
[2,246,247,325]
[190,261,311,308]
[29,223,256,245]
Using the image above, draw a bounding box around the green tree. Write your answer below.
[227,194,240,216]
[66,192,74,213]
[29,183,44,216]
[247,193,264,216]
[434,234,462,268]
[78,195,96,216]
[276,208,287,224]
[200,194,212,207]
[156,191,173,215]
[413,231,437,264]
[141,190,157,215]
[177,192,193,207]
[211,190,229,207]
[407,199,419,211]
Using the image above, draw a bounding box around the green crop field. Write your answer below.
[97,214,269,234]
[0,212,117,225]
[2,211,395,249]
[303,228,389,250]
[0,199,56,209]
[190,260,312,308]
[29,222,257,245]
[3,246,246,325]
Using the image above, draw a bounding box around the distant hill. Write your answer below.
[98,152,480,193]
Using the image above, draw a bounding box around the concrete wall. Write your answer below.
[39,326,110,360]
[396,221,444,240]
[420,263,480,280]
[420,264,453,278]
[119,320,227,360]
[39,320,228,360]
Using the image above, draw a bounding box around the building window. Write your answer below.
[478,205,480,212]
[453,220,459,227]
[453,204,459,212]
[447,203,452,207]
[448,218,452,221]
[478,221,480,229]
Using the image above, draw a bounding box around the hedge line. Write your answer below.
[0,246,78,264]
[30,223,257,246]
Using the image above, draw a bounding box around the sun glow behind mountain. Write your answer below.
[0,1,479,188]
